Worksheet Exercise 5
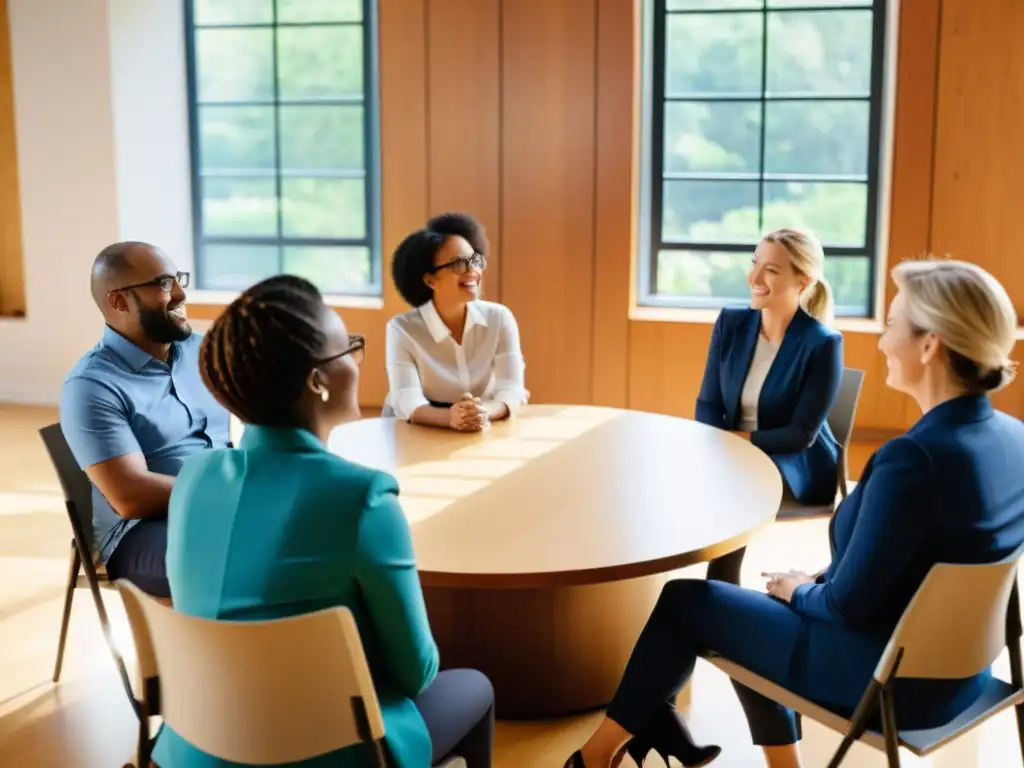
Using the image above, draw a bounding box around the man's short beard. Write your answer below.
[132,291,191,344]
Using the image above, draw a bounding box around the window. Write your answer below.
[642,0,888,317]
[184,0,380,295]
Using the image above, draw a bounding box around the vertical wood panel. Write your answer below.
[366,0,430,403]
[841,331,908,430]
[931,0,1024,309]
[501,0,597,404]
[871,0,942,431]
[884,0,940,275]
[929,0,1024,417]
[426,0,502,300]
[590,0,637,408]
[628,321,712,419]
[0,0,24,317]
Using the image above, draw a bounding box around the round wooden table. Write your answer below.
[328,405,782,717]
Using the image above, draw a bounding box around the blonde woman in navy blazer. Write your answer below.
[565,260,1024,768]
[696,228,844,508]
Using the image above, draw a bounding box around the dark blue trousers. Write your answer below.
[415,669,494,767]
[607,578,805,745]
[106,518,170,599]
[606,578,988,747]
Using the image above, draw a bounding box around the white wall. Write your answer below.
[109,0,193,266]
[0,0,193,405]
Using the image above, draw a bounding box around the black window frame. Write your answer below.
[183,0,383,296]
[642,0,889,318]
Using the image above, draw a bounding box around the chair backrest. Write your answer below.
[826,368,864,451]
[39,423,96,557]
[117,581,386,765]
[874,552,1021,682]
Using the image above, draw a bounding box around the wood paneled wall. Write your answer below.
[929,0,1024,420]
[0,0,25,318]
[183,0,1024,431]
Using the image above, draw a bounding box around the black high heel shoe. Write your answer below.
[624,704,721,767]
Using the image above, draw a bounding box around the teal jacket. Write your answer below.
[153,426,440,768]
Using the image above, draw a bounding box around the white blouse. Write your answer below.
[738,335,779,433]
[384,300,529,421]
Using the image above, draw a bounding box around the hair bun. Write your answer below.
[977,359,1017,392]
[947,350,1017,394]
[995,360,1018,389]
[979,367,1005,392]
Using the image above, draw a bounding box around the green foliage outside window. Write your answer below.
[651,1,885,316]
[189,0,376,294]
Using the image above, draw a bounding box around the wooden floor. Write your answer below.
[0,404,1019,767]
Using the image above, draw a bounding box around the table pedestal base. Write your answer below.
[423,574,672,719]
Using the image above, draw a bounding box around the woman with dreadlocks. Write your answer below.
[153,275,494,768]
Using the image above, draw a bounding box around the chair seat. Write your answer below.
[775,490,836,520]
[72,558,111,590]
[707,656,1024,756]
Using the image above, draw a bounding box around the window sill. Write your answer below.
[630,305,885,334]
[186,289,384,312]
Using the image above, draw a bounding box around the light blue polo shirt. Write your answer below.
[59,325,230,562]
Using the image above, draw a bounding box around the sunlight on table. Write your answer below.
[393,406,618,524]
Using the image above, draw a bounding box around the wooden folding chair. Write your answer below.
[117,581,466,768]
[707,552,1024,766]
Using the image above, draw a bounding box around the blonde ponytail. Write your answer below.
[802,277,835,325]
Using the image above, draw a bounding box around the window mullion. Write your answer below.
[270,0,284,274]
[756,7,769,236]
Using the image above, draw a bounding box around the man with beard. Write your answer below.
[60,242,230,598]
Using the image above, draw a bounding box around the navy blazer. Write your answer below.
[788,396,1024,716]
[696,307,843,504]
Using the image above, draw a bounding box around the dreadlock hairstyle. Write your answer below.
[200,275,327,427]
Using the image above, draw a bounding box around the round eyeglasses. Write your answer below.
[429,253,487,276]
[314,334,365,367]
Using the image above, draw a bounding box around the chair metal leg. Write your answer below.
[136,700,152,768]
[706,546,746,585]
[53,542,81,683]
[86,569,141,719]
[837,448,849,500]
[827,679,880,768]
[879,685,901,767]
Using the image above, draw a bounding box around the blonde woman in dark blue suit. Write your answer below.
[697,228,843,584]
[696,228,843,507]
[565,260,1024,768]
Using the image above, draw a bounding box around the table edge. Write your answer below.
[416,514,777,589]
